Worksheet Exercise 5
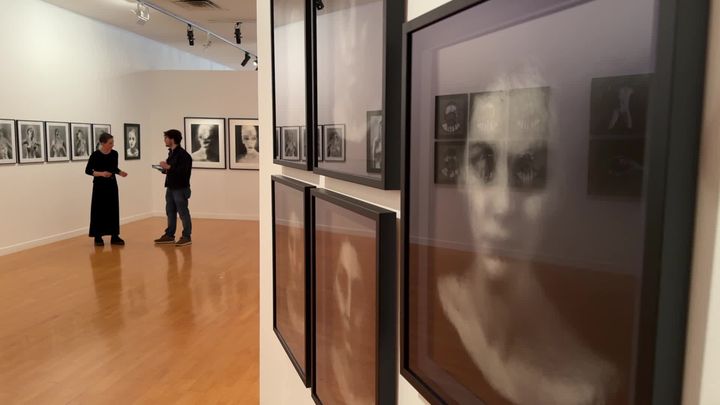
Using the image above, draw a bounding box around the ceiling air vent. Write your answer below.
[173,0,222,9]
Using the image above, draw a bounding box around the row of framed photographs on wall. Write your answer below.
[271,175,396,404]
[184,117,259,170]
[0,119,139,165]
[275,124,346,163]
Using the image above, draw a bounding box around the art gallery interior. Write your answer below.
[2,0,720,404]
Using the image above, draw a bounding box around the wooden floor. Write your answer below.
[0,218,259,405]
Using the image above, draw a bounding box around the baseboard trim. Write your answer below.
[0,213,153,257]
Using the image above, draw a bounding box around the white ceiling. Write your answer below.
[43,0,257,70]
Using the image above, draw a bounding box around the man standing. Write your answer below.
[155,129,193,247]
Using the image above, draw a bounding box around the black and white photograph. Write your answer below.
[300,126,307,162]
[281,127,300,161]
[509,87,550,138]
[467,141,497,185]
[316,125,323,162]
[45,122,70,162]
[92,124,111,151]
[0,119,16,165]
[588,138,644,198]
[124,123,141,160]
[435,94,468,139]
[590,74,651,137]
[323,124,345,162]
[507,141,548,189]
[17,120,46,164]
[71,123,91,161]
[469,91,507,139]
[366,111,383,173]
[184,117,226,169]
[229,118,259,170]
[275,127,281,160]
[434,141,465,184]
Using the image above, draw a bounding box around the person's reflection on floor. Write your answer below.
[162,246,195,331]
[89,244,125,346]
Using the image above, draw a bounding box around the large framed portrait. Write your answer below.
[184,117,226,169]
[229,118,259,170]
[401,0,707,404]
[17,120,45,164]
[271,175,315,387]
[311,188,396,405]
[281,127,300,161]
[45,122,70,163]
[322,124,345,162]
[70,123,92,161]
[0,119,17,165]
[92,124,111,151]
[124,123,141,160]
[366,111,383,173]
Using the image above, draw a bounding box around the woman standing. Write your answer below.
[85,133,128,246]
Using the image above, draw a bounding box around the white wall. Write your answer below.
[0,0,258,255]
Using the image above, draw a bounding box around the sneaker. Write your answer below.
[154,235,175,244]
[175,237,192,247]
[111,236,125,246]
[94,237,104,247]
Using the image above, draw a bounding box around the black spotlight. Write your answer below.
[253,59,258,71]
[187,24,194,46]
[241,51,251,67]
[234,22,242,44]
[315,0,324,10]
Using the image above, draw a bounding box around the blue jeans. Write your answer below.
[165,187,192,239]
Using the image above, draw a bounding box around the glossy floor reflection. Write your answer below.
[0,218,259,404]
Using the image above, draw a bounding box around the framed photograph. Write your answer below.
[17,120,45,164]
[272,175,315,387]
[366,111,383,173]
[435,94,468,139]
[184,117,226,169]
[323,124,345,162]
[434,141,465,184]
[590,74,651,137]
[92,124,111,151]
[275,127,281,160]
[401,0,706,404]
[0,119,17,165]
[45,122,70,162]
[70,123,92,161]
[316,125,323,162]
[300,126,307,162]
[311,188,396,405]
[229,118,259,170]
[124,123,141,160]
[281,127,300,161]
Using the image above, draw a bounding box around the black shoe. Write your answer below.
[111,236,125,246]
[175,237,192,247]
[94,237,104,246]
[154,235,175,244]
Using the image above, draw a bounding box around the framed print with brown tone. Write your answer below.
[46,122,70,162]
[0,119,17,165]
[17,120,45,164]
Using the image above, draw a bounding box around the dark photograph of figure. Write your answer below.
[324,124,345,162]
[316,125,324,162]
[93,124,111,151]
[233,122,259,170]
[588,138,644,198]
[190,123,220,162]
[46,122,69,162]
[469,91,507,140]
[590,74,651,137]
[366,111,383,173]
[300,126,307,162]
[434,141,465,184]
[71,124,91,161]
[467,141,496,185]
[282,127,300,161]
[124,123,141,160]
[0,120,16,164]
[507,141,548,190]
[18,121,45,163]
[509,87,550,138]
[435,94,468,139]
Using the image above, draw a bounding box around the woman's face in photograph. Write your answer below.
[128,130,137,148]
[27,127,35,141]
[197,125,214,149]
[241,126,258,150]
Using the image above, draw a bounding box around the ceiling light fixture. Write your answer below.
[241,51,251,67]
[187,24,195,46]
[253,58,258,71]
[133,1,150,25]
[234,22,242,44]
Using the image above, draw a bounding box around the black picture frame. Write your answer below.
[271,0,314,170]
[272,175,316,387]
[45,121,71,163]
[0,118,16,165]
[311,188,396,405]
[228,118,260,170]
[400,0,709,404]
[91,123,111,151]
[16,120,46,164]
[183,117,227,170]
[124,123,141,161]
[322,124,345,162]
[312,0,404,189]
[70,123,92,162]
[281,126,301,161]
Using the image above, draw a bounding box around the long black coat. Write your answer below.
[85,150,121,237]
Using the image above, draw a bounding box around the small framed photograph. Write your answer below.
[323,124,345,162]
[588,138,644,198]
[92,124,111,150]
[229,118,259,170]
[366,111,383,173]
[590,74,651,137]
[281,127,301,161]
[45,122,70,162]
[508,87,550,138]
[435,94,468,139]
[434,141,465,184]
[507,141,548,190]
[300,126,307,162]
[17,120,46,164]
[274,127,281,160]
[124,123,141,160]
[184,117,226,169]
[466,140,497,185]
[0,119,17,165]
[469,91,507,139]
[70,123,92,161]
[316,125,323,162]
